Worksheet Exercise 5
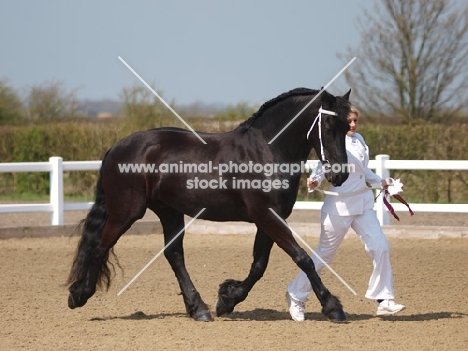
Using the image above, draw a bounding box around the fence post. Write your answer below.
[375,154,390,225]
[50,156,64,225]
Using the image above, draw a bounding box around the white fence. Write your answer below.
[0,157,100,225]
[1,155,467,226]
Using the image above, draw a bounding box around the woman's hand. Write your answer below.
[381,178,394,188]
[307,178,319,191]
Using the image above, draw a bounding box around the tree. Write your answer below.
[25,80,80,121]
[0,78,24,125]
[119,84,173,130]
[339,0,468,123]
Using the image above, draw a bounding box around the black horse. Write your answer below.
[67,88,351,322]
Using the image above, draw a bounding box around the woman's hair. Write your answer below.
[349,105,360,117]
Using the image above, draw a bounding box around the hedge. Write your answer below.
[1,120,467,203]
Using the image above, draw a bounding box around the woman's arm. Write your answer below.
[307,161,325,192]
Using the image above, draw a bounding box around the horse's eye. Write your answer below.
[324,129,333,135]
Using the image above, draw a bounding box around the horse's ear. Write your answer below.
[342,89,351,101]
[320,89,332,104]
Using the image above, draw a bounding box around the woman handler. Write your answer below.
[286,106,405,321]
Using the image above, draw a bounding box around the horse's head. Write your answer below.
[309,89,351,187]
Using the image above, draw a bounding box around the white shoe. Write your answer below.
[376,299,405,316]
[286,291,305,321]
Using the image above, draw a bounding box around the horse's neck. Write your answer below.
[278,138,313,163]
[250,103,315,163]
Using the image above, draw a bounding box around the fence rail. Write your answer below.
[1,155,467,226]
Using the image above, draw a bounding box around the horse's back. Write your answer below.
[100,126,295,221]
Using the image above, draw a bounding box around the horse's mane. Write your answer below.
[236,88,320,132]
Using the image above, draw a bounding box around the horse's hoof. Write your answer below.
[68,293,76,309]
[215,300,230,317]
[327,309,347,323]
[193,311,214,322]
[68,291,89,309]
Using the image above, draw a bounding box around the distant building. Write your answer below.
[97,112,113,119]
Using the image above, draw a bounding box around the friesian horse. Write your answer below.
[67,88,352,322]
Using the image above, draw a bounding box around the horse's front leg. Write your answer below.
[153,207,213,322]
[216,228,274,316]
[254,209,346,322]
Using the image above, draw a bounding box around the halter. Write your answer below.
[306,107,338,162]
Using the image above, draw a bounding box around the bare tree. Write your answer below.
[339,0,468,123]
[26,80,80,121]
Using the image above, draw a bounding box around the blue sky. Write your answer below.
[1,0,369,106]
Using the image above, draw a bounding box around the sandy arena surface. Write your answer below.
[1,212,467,350]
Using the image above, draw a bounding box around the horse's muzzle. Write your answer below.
[329,172,349,187]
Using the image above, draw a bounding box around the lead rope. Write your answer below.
[311,174,414,221]
[375,188,414,221]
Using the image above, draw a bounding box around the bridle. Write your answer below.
[306,106,338,164]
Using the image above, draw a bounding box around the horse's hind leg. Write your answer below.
[150,205,212,322]
[68,211,146,308]
[68,186,146,309]
[216,228,274,317]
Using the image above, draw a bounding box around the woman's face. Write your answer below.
[347,112,359,136]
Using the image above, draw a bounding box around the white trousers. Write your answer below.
[287,209,395,302]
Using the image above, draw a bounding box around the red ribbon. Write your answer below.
[382,190,414,221]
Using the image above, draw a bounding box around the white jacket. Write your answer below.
[311,133,382,216]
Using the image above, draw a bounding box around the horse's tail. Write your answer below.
[67,149,116,291]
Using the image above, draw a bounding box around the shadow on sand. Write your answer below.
[90,309,468,323]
